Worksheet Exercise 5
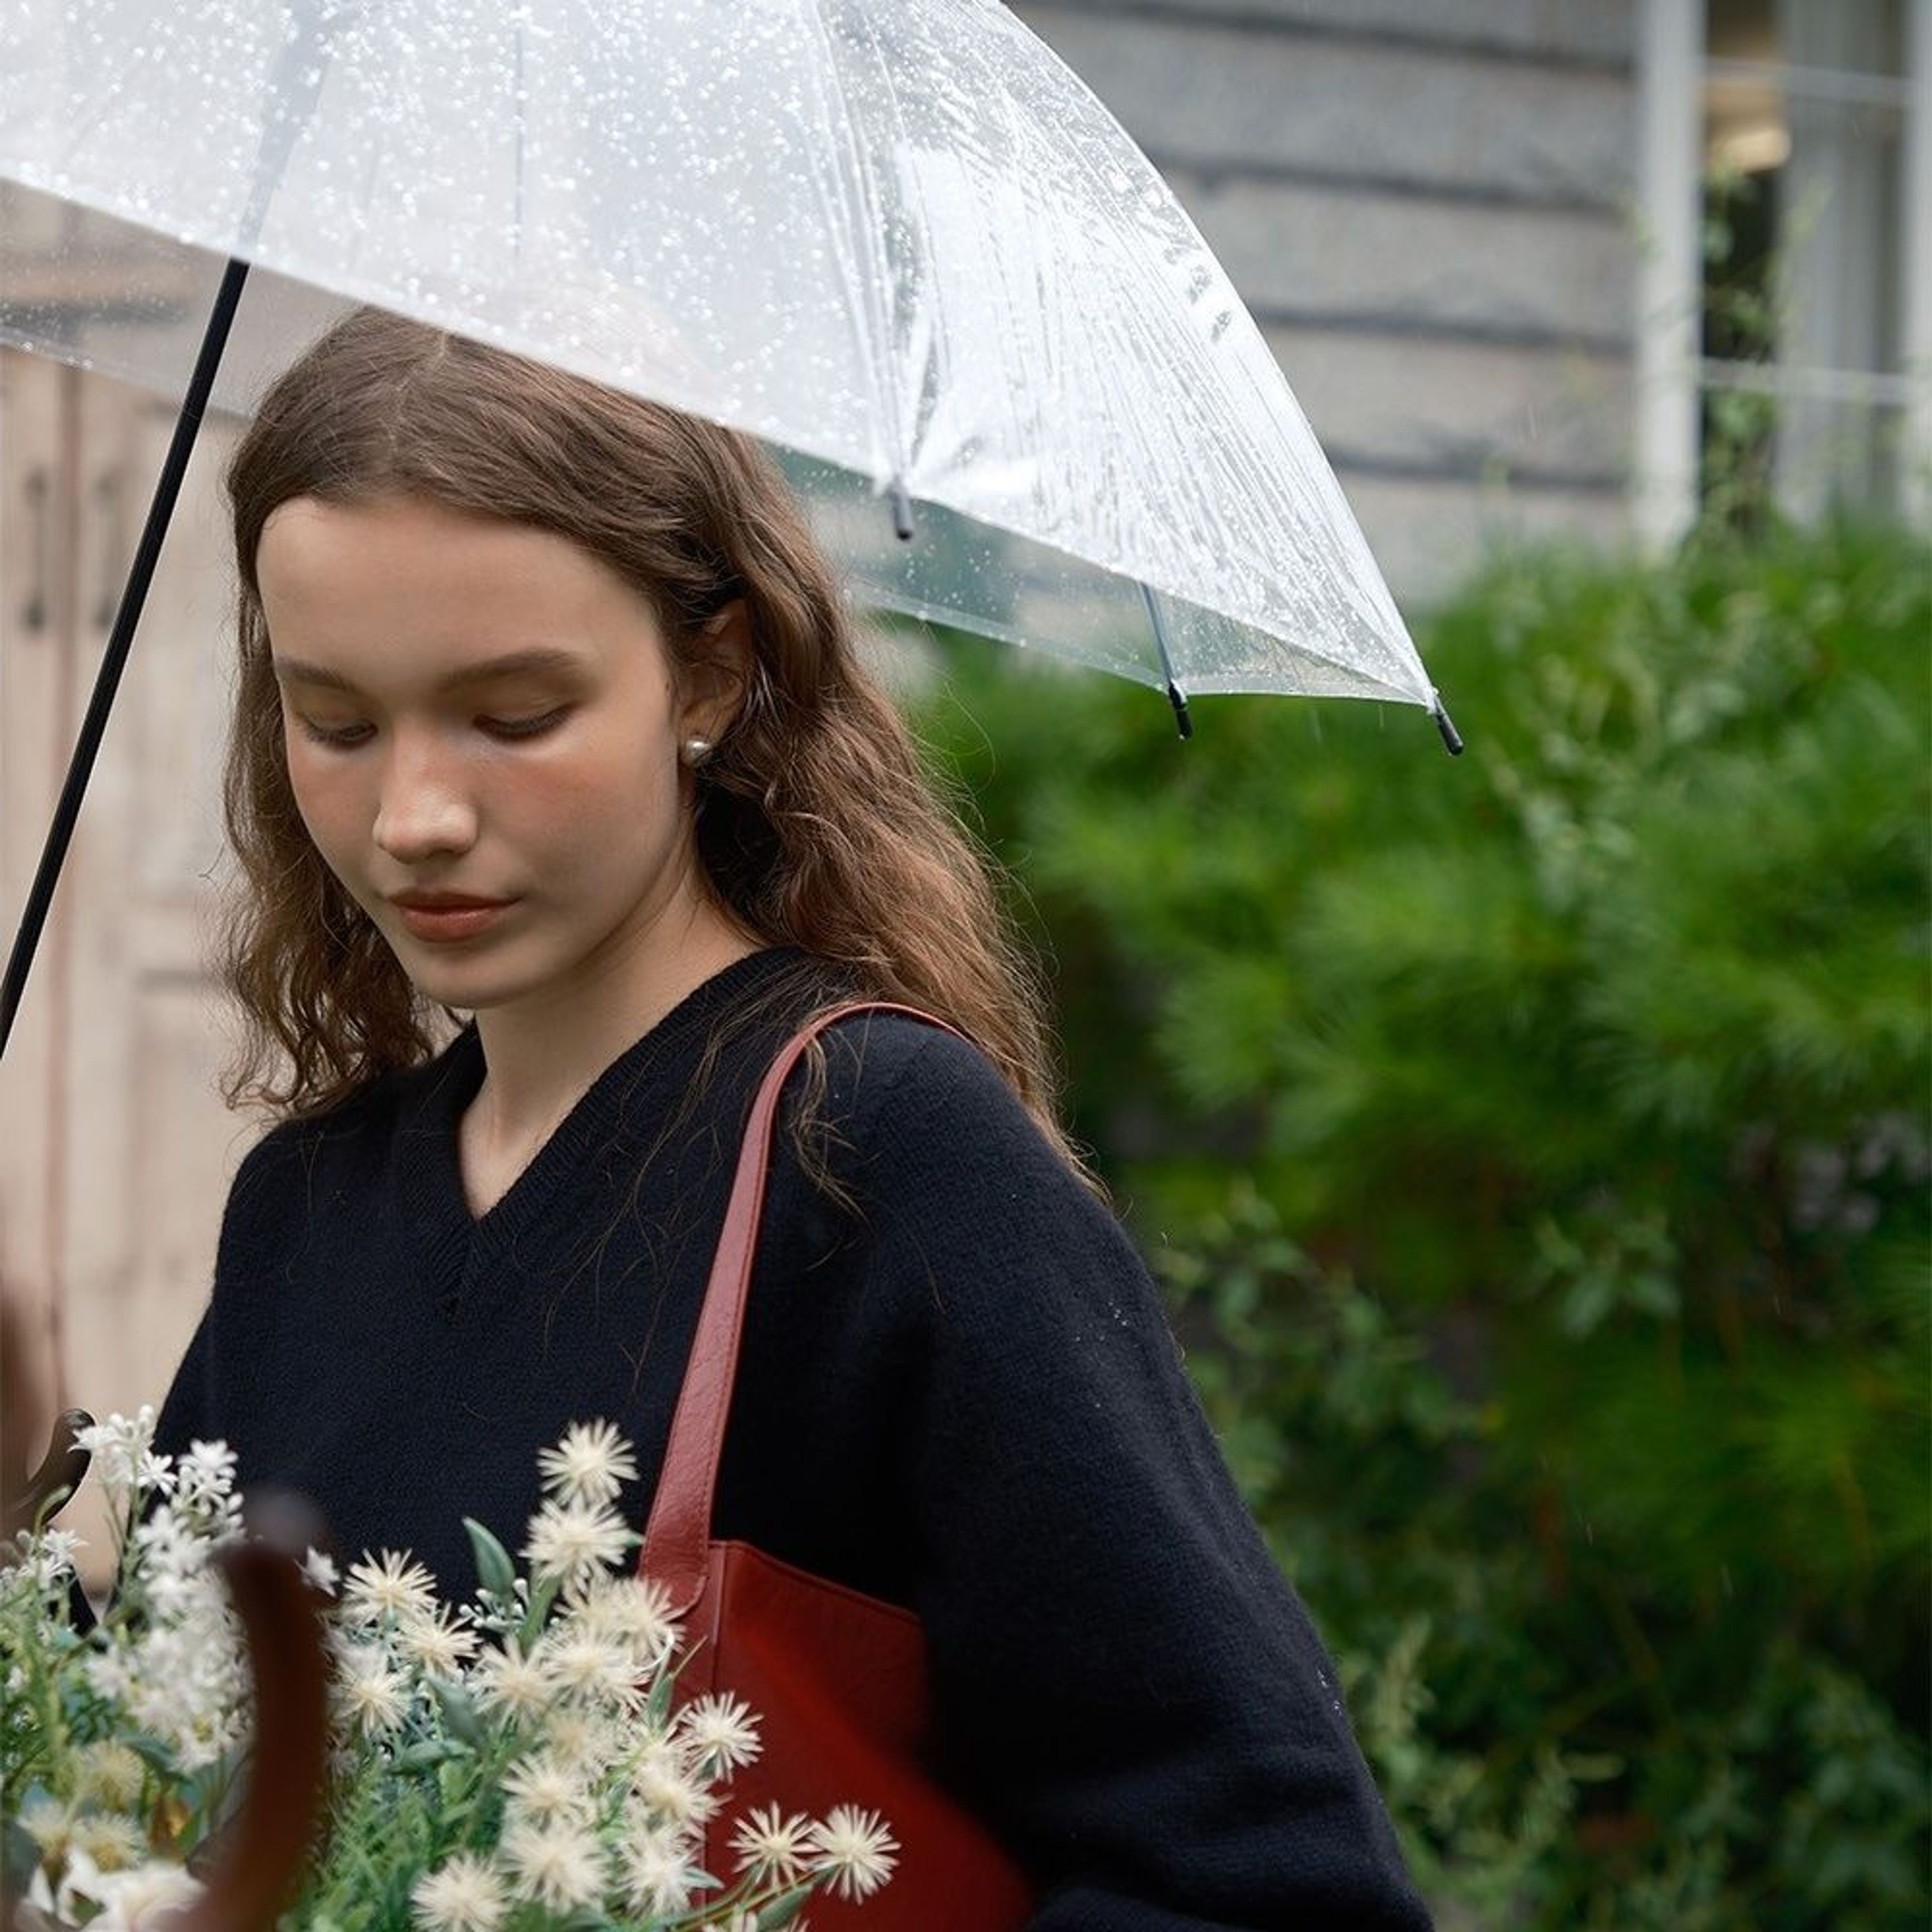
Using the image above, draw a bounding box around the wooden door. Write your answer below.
[2,349,246,1579]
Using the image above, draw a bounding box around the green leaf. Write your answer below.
[1,1815,41,1903]
[517,1572,561,1649]
[462,1517,518,1604]
[755,1882,817,1928]
[123,1732,179,1777]
[429,1677,487,1751]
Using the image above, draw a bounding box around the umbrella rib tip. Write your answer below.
[1430,695,1465,756]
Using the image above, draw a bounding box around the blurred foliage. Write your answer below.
[1700,162,1782,537]
[913,520,1931,1927]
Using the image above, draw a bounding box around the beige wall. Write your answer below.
[2,350,245,1573]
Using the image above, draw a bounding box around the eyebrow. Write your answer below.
[270,648,589,695]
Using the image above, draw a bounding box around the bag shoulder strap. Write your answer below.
[638,999,963,1613]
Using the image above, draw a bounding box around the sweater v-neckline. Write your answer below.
[398,948,803,1325]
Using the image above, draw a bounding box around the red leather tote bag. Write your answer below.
[636,1002,1035,1929]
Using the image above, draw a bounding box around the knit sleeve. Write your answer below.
[844,1025,1431,1932]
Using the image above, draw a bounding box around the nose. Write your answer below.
[371,735,478,864]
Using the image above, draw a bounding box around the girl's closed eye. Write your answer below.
[294,716,373,748]
[294,708,571,747]
[484,707,571,740]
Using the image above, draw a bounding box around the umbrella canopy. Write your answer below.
[0,0,1443,718]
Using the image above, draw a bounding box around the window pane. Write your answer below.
[1697,0,1916,521]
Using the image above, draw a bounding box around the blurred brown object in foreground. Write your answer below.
[1,1285,74,1539]
[0,1291,35,1534]
[1,1274,333,1932]
[173,1492,335,1932]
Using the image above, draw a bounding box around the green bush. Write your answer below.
[915,522,1931,1929]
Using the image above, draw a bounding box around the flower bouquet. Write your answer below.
[1,1410,896,1929]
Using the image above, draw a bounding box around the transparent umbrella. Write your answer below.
[0,0,1461,1049]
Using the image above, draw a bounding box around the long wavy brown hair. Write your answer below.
[218,306,1077,1169]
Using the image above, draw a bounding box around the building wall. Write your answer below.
[1014,0,1644,598]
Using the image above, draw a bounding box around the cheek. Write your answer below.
[281,739,349,852]
[512,740,682,846]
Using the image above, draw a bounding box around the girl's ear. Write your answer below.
[678,599,754,743]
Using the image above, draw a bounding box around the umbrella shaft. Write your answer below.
[0,257,251,1061]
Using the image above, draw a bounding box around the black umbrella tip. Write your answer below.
[890,478,915,542]
[1430,696,1465,756]
[1166,681,1194,741]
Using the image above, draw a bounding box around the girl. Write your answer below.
[152,306,1430,1929]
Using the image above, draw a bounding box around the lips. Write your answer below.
[389,894,516,943]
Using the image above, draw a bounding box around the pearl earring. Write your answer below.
[679,735,716,768]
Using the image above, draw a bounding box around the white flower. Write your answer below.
[411,1851,509,1932]
[112,1558,250,1768]
[20,1792,76,1859]
[569,1572,680,1674]
[301,1547,340,1595]
[336,1642,410,1737]
[540,1704,626,1778]
[539,1626,646,1711]
[471,1637,556,1722]
[615,1827,700,1916]
[397,1602,481,1677]
[624,1726,684,1781]
[129,1503,205,1581]
[501,1749,592,1827]
[729,1802,816,1887]
[629,1751,720,1834]
[810,1804,899,1903]
[58,1850,205,1930]
[164,1448,242,1541]
[536,1419,640,1507]
[71,1813,149,1873]
[76,1739,147,1809]
[171,1712,247,1776]
[676,1691,762,1779]
[521,1497,636,1591]
[21,1525,84,1588]
[73,1408,158,1490]
[172,1438,236,1502]
[499,1814,606,1914]
[84,1645,134,1704]
[342,1548,439,1625]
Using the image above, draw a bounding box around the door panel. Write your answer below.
[2,350,243,1581]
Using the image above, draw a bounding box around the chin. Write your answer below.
[401,968,524,1012]
[382,944,520,1010]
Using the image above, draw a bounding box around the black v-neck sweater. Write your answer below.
[153,948,1430,1929]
